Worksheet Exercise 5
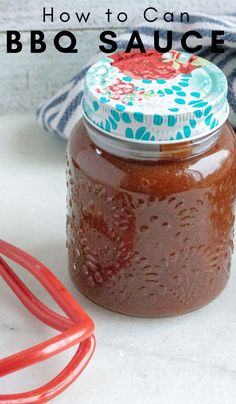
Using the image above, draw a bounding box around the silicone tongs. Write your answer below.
[0,239,95,403]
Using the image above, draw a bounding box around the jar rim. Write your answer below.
[82,112,225,161]
[82,100,228,146]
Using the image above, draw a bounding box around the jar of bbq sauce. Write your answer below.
[67,50,236,317]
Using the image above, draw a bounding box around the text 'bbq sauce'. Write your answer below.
[67,50,236,317]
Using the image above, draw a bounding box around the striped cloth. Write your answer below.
[37,14,236,140]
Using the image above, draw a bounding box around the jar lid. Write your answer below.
[83,50,229,143]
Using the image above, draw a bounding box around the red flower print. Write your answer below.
[111,50,199,80]
[108,78,134,95]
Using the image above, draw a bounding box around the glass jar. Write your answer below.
[66,50,236,317]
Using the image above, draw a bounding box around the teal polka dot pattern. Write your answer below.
[105,120,110,132]
[194,110,203,118]
[193,101,208,108]
[125,127,154,141]
[168,116,177,127]
[190,119,197,128]
[134,112,144,123]
[153,115,164,126]
[179,82,189,87]
[110,110,120,121]
[115,104,125,111]
[108,116,118,130]
[92,101,99,111]
[84,50,228,142]
[191,92,201,98]
[100,97,109,103]
[169,107,179,112]
[172,85,182,91]
[204,106,212,116]
[157,89,165,96]
[175,98,185,105]
[176,91,186,97]
[122,76,132,82]
[183,125,191,138]
[121,112,131,123]
[176,131,183,140]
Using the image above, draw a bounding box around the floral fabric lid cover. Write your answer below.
[83,50,229,142]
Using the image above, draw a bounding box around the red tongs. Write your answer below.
[0,239,95,403]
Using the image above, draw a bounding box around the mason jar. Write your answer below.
[67,50,236,317]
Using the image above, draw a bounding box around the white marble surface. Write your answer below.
[0,114,236,403]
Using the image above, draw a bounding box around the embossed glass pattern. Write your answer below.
[66,120,236,317]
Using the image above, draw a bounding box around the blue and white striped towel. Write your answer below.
[37,14,236,140]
